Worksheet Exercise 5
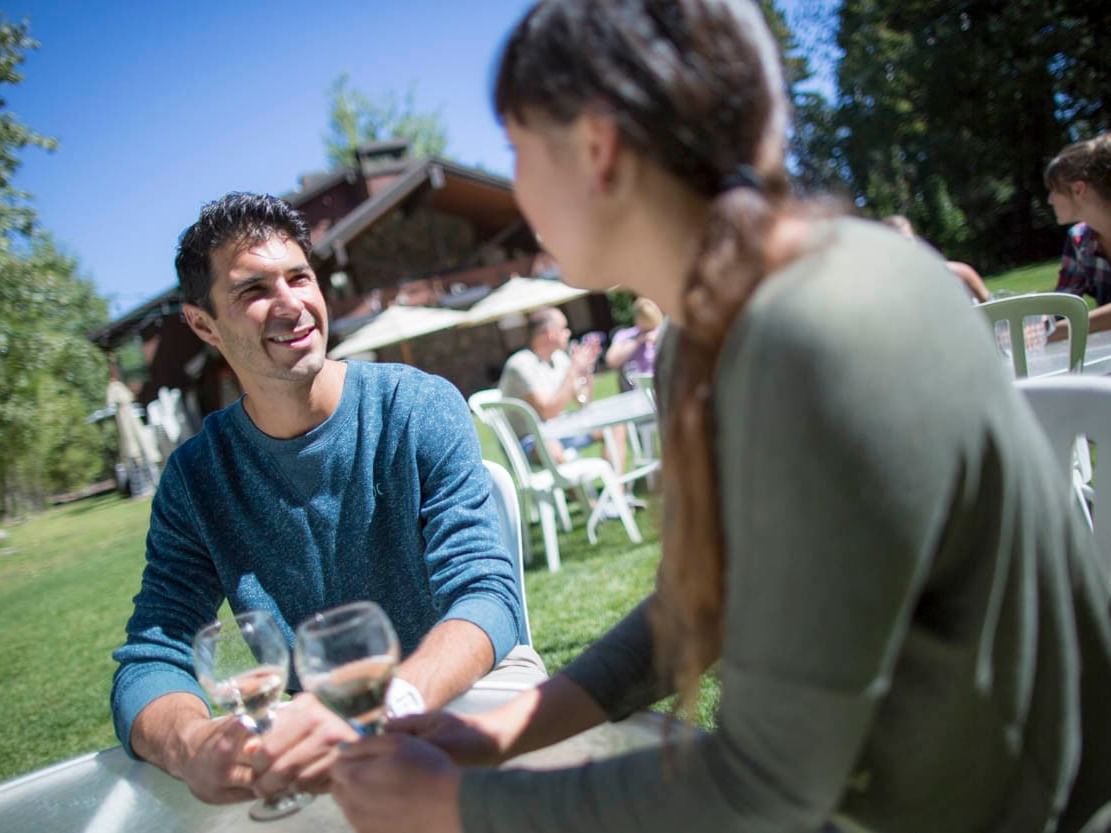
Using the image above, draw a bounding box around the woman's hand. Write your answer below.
[331,733,464,833]
[387,710,505,766]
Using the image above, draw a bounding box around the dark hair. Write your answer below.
[1044,134,1111,203]
[495,0,800,716]
[175,192,312,314]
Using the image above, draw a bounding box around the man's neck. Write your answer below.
[241,359,347,439]
[532,342,556,363]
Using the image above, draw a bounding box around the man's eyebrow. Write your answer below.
[287,262,312,273]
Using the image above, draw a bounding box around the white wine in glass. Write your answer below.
[192,610,314,821]
[294,601,400,736]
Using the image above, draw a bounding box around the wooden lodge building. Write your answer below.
[90,141,611,420]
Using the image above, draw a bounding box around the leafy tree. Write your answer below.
[0,236,110,515]
[0,20,110,516]
[324,74,448,168]
[761,0,850,195]
[820,0,1108,271]
[0,19,56,241]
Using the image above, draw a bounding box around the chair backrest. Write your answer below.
[468,390,570,488]
[482,459,533,645]
[1017,376,1111,570]
[978,292,1088,377]
[469,389,532,486]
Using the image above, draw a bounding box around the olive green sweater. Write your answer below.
[460,219,1111,833]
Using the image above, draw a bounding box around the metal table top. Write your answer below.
[0,684,664,833]
[541,389,655,441]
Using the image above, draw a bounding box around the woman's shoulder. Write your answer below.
[730,216,957,352]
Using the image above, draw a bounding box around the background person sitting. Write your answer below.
[498,307,627,477]
[882,214,991,303]
[1045,133,1111,340]
[605,297,663,387]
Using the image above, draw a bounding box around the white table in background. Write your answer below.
[541,389,656,465]
[0,684,664,833]
[1022,328,1111,378]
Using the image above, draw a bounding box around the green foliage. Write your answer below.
[804,0,1110,271]
[0,236,111,515]
[324,74,448,168]
[606,290,636,328]
[0,19,57,241]
[0,19,113,516]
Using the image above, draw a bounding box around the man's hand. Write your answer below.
[570,338,601,372]
[132,693,259,804]
[176,715,259,804]
[248,693,359,797]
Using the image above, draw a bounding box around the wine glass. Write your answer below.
[192,610,314,821]
[294,601,400,737]
[573,374,591,406]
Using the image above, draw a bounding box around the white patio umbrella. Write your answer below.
[328,305,466,360]
[461,276,589,327]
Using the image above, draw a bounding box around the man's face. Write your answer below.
[542,312,571,352]
[183,234,328,390]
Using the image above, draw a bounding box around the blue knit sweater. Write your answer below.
[111,361,522,754]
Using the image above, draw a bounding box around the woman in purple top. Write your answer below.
[604,297,664,380]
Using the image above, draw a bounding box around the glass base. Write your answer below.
[248,790,314,821]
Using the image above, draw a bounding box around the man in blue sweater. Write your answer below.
[111,192,537,805]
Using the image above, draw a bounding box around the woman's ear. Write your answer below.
[577,111,626,196]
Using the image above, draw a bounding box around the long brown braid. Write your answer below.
[495,0,801,715]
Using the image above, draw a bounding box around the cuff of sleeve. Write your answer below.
[442,595,519,665]
[112,664,210,758]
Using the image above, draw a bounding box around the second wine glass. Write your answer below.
[294,601,400,736]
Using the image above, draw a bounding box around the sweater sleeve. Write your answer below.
[409,373,523,662]
[109,455,224,757]
[560,598,671,719]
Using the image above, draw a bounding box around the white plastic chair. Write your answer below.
[469,390,642,572]
[1016,376,1111,572]
[624,372,660,486]
[482,460,533,646]
[979,292,1088,378]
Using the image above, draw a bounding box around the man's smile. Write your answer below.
[267,325,315,347]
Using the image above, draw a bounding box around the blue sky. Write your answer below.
[7,0,818,317]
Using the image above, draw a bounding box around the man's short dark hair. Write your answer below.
[175,192,313,315]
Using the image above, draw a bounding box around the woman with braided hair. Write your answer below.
[329,2,1111,832]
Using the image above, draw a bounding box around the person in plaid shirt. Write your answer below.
[1046,134,1111,339]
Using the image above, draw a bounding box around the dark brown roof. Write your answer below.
[311,157,518,266]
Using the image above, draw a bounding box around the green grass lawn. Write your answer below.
[0,374,668,782]
[984,259,1059,296]
[0,494,151,780]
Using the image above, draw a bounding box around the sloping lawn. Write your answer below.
[0,494,151,780]
[0,405,665,781]
[985,259,1073,299]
